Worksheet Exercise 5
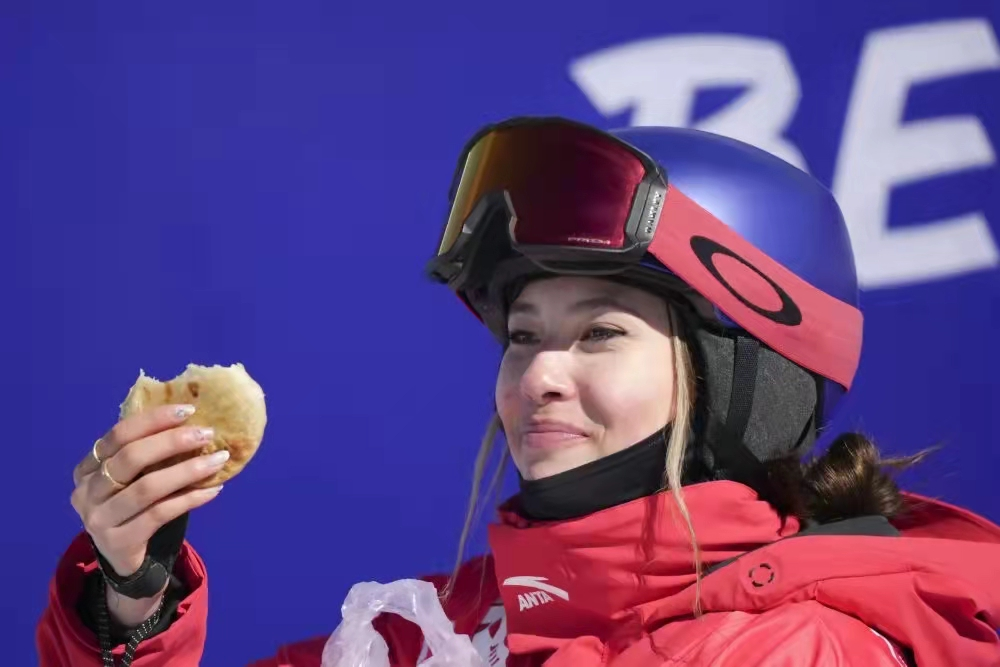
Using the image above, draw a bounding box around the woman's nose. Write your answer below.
[519,351,576,404]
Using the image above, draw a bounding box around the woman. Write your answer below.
[38,117,1000,666]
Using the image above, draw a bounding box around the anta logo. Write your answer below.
[517,590,554,610]
[502,576,570,612]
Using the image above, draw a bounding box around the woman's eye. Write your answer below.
[506,326,623,346]
[507,329,537,346]
[584,326,624,342]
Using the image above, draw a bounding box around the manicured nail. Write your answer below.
[193,427,215,443]
[175,405,196,420]
[202,485,223,496]
[202,450,230,468]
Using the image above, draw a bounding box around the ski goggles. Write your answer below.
[426,117,862,391]
[428,117,667,281]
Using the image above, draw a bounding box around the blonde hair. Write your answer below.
[444,302,701,611]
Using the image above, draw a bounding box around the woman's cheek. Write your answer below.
[495,357,524,421]
[591,355,675,438]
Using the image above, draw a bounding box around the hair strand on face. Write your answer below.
[663,302,703,615]
[443,413,507,602]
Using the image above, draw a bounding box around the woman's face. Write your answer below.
[496,276,677,481]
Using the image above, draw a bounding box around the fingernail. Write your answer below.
[202,485,223,496]
[202,450,230,468]
[175,405,196,420]
[193,427,215,443]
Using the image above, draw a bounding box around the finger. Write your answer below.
[70,484,89,521]
[73,404,196,485]
[109,484,223,548]
[101,449,230,526]
[72,439,105,488]
[85,459,130,505]
[86,426,218,508]
[92,425,216,500]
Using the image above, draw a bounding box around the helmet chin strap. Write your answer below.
[709,335,769,487]
[688,319,820,486]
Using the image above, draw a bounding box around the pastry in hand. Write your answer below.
[119,363,267,488]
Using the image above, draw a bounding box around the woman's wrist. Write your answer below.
[103,579,168,628]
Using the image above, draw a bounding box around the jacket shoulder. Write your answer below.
[698,601,910,666]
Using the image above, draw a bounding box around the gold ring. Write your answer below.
[101,459,127,492]
[91,438,105,465]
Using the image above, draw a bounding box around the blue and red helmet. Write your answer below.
[428,117,862,480]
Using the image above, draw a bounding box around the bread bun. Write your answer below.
[119,363,267,488]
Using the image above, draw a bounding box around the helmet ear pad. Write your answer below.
[682,311,822,481]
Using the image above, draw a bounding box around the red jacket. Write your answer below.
[38,481,1000,666]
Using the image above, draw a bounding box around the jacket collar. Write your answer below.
[488,480,798,641]
[486,482,1000,666]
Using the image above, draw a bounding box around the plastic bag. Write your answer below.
[321,579,486,667]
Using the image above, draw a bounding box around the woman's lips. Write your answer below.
[520,420,589,450]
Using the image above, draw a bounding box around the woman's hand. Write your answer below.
[71,404,227,624]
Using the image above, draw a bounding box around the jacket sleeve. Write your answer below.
[37,532,209,667]
[713,601,911,666]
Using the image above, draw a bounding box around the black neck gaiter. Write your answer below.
[516,429,669,522]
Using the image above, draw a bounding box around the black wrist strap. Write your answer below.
[88,512,189,600]
[92,544,171,599]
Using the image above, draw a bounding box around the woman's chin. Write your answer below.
[519,447,600,481]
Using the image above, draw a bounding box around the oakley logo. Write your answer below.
[690,235,803,326]
[643,189,664,237]
[568,235,613,247]
[503,576,570,611]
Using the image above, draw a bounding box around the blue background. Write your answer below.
[6,1,999,663]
